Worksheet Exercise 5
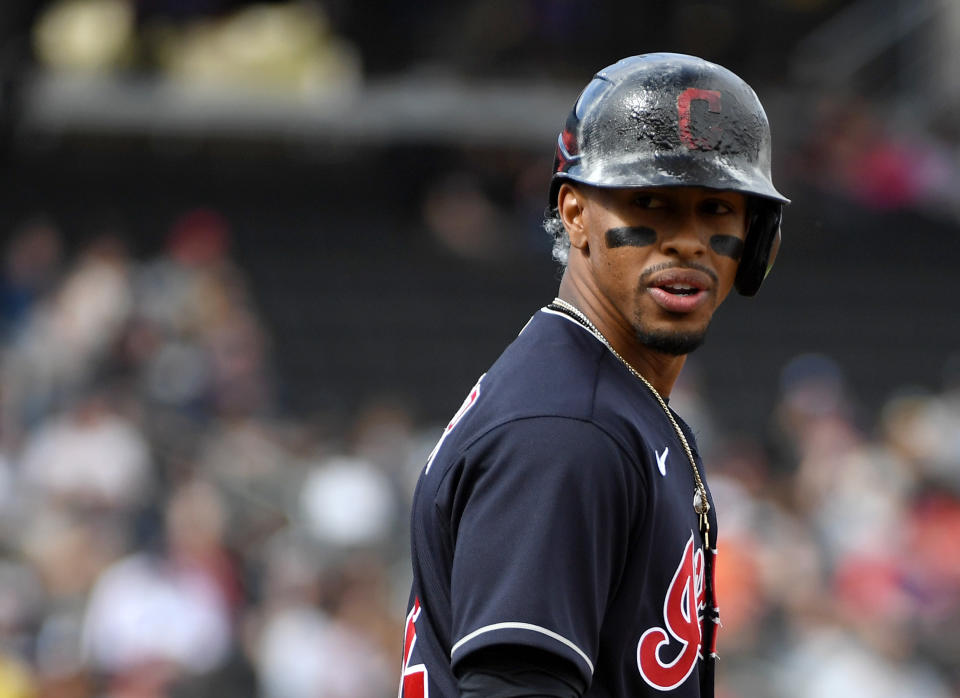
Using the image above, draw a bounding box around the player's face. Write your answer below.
[568,185,748,355]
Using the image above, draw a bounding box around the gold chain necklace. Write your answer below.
[548,297,712,549]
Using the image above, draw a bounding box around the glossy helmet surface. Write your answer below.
[549,53,789,295]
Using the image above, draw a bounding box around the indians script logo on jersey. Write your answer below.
[636,533,717,691]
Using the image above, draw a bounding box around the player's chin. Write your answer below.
[633,324,709,356]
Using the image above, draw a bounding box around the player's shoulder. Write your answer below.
[434,308,655,464]
[463,413,636,481]
[486,308,669,445]
[482,307,608,420]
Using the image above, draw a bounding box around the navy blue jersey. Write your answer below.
[400,307,719,697]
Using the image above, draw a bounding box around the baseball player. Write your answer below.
[400,53,788,697]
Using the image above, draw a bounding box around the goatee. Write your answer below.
[634,327,706,356]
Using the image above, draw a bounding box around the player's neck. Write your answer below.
[556,279,686,399]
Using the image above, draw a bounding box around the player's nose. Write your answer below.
[659,216,709,259]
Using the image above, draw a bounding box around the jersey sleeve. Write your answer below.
[442,416,645,684]
[457,644,587,697]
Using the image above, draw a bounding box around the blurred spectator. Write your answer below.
[163,478,245,614]
[81,551,232,678]
[0,217,63,341]
[195,415,292,552]
[133,207,275,419]
[767,352,857,477]
[299,454,397,550]
[881,389,960,488]
[18,388,153,513]
[251,533,394,698]
[1,234,133,448]
[80,480,240,691]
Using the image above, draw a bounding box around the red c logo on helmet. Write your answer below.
[677,88,722,150]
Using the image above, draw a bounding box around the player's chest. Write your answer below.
[596,428,717,695]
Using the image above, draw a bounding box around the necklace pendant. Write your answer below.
[693,491,710,515]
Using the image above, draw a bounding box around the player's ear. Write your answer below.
[558,183,588,250]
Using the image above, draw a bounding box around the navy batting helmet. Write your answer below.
[549,53,789,296]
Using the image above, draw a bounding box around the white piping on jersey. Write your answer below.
[451,621,594,675]
[517,314,535,336]
[542,306,606,344]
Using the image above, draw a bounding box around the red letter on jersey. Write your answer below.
[399,598,428,698]
[636,533,705,690]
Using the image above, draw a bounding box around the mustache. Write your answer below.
[639,261,718,285]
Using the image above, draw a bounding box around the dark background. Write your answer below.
[1,0,957,432]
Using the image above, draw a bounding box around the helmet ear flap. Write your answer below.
[735,200,782,296]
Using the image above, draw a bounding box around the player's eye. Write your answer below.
[700,199,735,215]
[634,195,666,209]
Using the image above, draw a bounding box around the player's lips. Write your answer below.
[645,269,713,313]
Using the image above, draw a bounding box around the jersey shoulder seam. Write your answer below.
[461,414,645,476]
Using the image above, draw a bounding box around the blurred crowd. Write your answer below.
[791,94,960,222]
[0,214,427,698]
[0,2,956,697]
[0,210,956,698]
[688,351,960,697]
